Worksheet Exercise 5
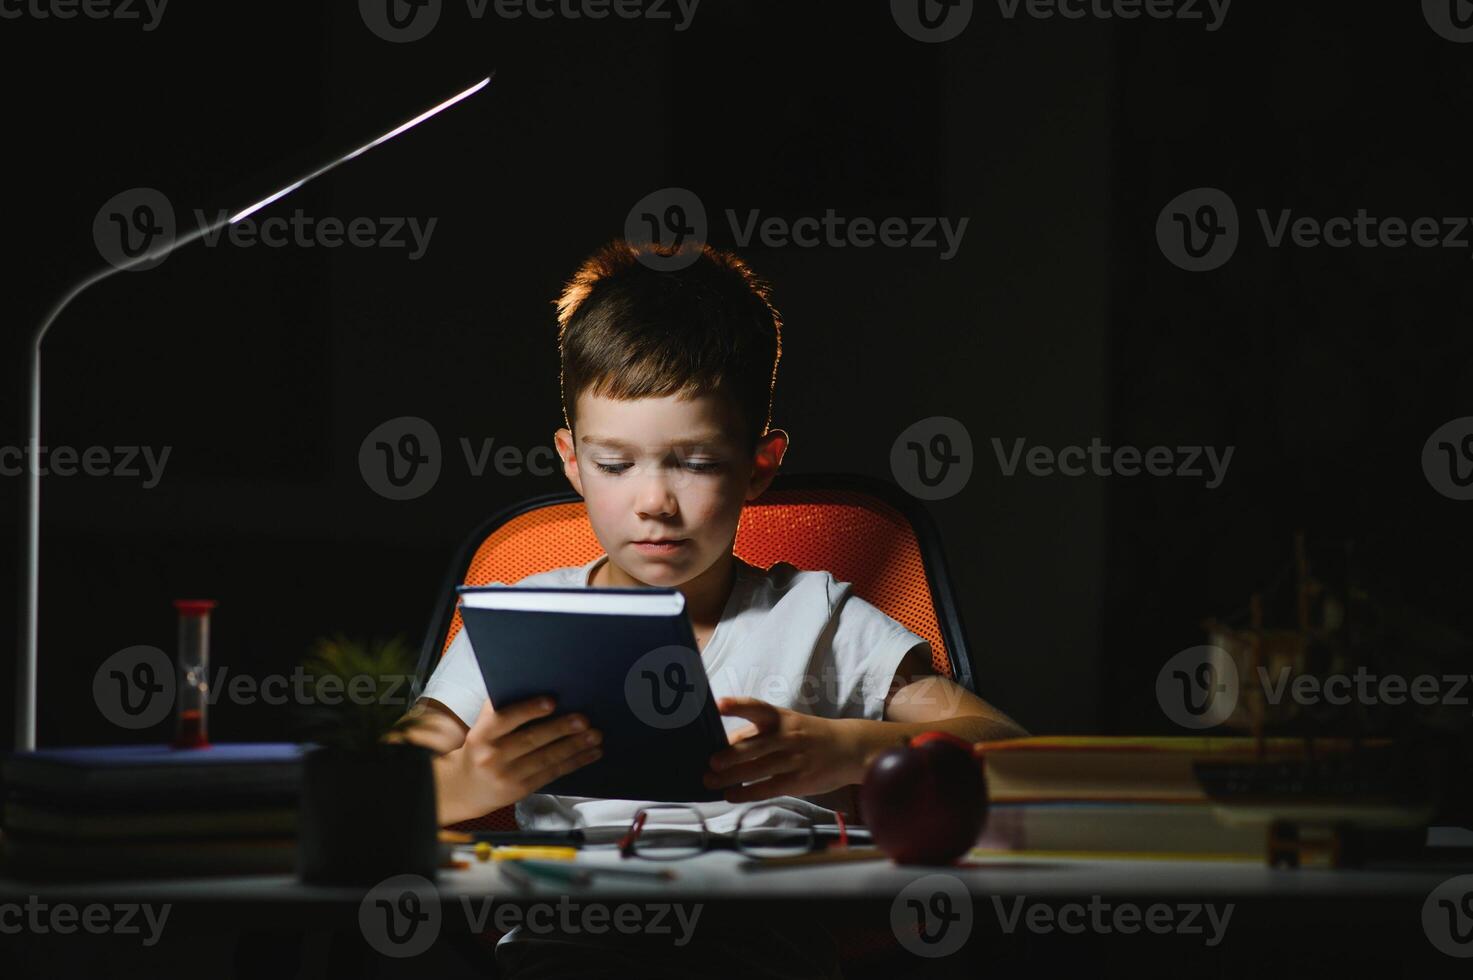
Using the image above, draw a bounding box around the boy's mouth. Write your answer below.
[631,539,688,554]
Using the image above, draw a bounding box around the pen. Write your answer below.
[491,846,580,861]
[506,860,593,887]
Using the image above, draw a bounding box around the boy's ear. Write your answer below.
[554,427,584,497]
[746,428,788,501]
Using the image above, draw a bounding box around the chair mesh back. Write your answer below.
[438,490,953,680]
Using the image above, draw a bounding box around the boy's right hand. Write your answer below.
[435,696,603,823]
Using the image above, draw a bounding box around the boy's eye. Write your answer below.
[591,460,722,475]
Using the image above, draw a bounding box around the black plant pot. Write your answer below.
[298,743,439,884]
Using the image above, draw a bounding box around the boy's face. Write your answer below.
[554,389,787,588]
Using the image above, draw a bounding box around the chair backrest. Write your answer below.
[418,473,974,693]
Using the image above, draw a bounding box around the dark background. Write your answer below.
[1,2,1470,753]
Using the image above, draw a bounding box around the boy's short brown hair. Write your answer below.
[554,240,783,454]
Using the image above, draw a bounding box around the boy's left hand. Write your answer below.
[704,696,857,802]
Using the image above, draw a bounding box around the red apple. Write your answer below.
[859,731,989,865]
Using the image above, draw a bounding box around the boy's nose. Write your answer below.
[636,480,678,518]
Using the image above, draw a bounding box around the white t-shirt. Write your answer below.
[420,552,930,840]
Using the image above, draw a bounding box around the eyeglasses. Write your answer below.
[616,803,849,860]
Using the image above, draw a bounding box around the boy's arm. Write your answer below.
[395,696,604,826]
[853,646,1028,769]
[706,648,1028,802]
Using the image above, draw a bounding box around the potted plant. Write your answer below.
[294,634,439,884]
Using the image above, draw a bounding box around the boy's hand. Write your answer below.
[434,696,603,823]
[703,696,858,803]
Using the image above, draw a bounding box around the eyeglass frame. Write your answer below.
[616,803,849,860]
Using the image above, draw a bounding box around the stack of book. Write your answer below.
[972,736,1430,861]
[1,743,305,878]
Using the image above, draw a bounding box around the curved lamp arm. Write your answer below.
[17,74,494,751]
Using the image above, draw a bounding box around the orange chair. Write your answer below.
[414,471,977,833]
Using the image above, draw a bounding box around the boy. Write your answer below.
[404,239,1026,977]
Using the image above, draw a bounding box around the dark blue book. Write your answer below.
[2,743,305,804]
[457,585,730,801]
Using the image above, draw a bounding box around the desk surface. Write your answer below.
[2,846,1466,904]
